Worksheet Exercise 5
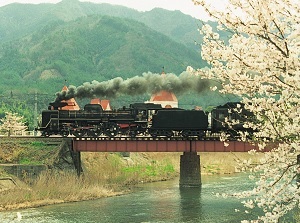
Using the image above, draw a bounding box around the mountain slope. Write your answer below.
[0,0,207,50]
[0,0,140,43]
[0,15,206,95]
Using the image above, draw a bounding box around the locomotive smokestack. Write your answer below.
[55,71,211,101]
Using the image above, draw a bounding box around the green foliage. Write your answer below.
[0,0,210,48]
[30,141,47,147]
[162,163,175,173]
[19,157,42,165]
[0,14,206,92]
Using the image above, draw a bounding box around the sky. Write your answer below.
[0,0,217,21]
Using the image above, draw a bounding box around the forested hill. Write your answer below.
[0,0,206,49]
[0,0,216,95]
[0,14,206,95]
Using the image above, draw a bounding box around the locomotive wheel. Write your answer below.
[165,130,173,137]
[105,123,119,137]
[129,130,137,137]
[149,129,158,138]
[42,131,50,137]
[182,130,192,137]
[73,129,87,137]
[87,129,102,137]
[60,129,69,137]
[150,129,171,138]
[129,126,146,137]
[197,131,205,139]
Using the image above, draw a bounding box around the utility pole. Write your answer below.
[34,90,38,136]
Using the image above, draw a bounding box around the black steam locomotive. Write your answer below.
[38,101,254,139]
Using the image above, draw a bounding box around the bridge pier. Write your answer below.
[179,152,201,187]
[71,151,82,177]
[68,140,83,176]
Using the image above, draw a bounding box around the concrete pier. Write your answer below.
[179,152,201,187]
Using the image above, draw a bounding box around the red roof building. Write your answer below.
[146,71,178,108]
[90,98,111,111]
[59,86,80,110]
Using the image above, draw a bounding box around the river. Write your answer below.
[0,174,296,222]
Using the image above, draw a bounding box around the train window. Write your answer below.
[136,111,143,121]
[208,112,212,129]
[147,110,156,121]
[219,112,225,121]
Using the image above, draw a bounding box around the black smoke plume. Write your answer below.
[55,72,211,101]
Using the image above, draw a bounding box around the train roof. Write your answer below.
[216,102,245,109]
[130,103,162,110]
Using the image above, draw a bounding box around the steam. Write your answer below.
[55,71,211,101]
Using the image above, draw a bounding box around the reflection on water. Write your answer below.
[179,187,202,222]
[0,174,296,223]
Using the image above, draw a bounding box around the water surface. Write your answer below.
[0,174,293,222]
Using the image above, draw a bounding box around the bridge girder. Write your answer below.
[72,138,260,152]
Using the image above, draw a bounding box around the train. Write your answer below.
[37,101,254,139]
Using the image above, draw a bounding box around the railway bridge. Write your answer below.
[70,136,262,187]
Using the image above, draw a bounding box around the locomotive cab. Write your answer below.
[210,102,255,139]
[84,104,103,113]
[130,103,162,122]
[211,102,247,131]
[115,103,162,137]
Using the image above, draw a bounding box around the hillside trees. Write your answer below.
[191,0,300,222]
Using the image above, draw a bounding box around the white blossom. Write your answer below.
[0,112,27,136]
[192,0,300,221]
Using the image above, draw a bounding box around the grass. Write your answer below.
[0,170,117,211]
[81,152,178,186]
[19,158,43,165]
[0,138,57,165]
[122,162,175,178]
[200,152,263,174]
[30,141,47,147]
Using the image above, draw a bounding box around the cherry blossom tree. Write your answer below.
[190,0,300,222]
[0,112,27,136]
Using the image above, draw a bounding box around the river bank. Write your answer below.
[0,138,262,212]
[0,151,180,211]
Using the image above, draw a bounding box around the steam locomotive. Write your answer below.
[38,101,254,139]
